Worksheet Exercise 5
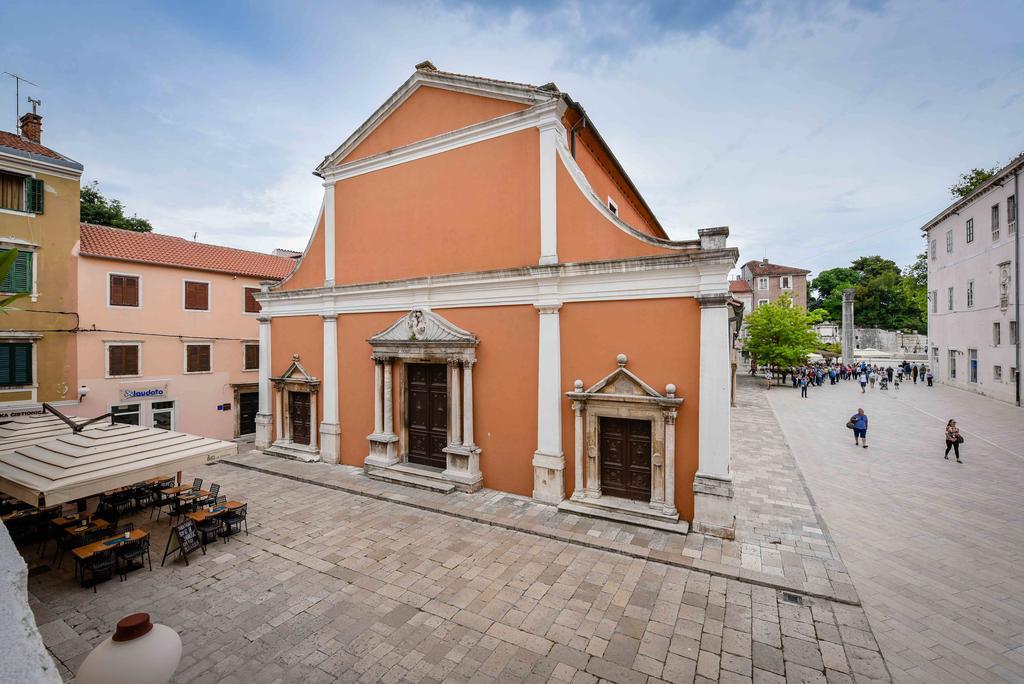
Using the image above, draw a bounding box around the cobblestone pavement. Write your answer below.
[765,375,1024,683]
[28,459,888,682]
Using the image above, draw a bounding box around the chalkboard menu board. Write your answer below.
[161,519,203,566]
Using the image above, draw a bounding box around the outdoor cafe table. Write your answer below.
[52,511,95,528]
[185,501,245,524]
[71,528,149,582]
[63,518,110,539]
[161,485,198,496]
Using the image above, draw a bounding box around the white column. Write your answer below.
[663,408,678,517]
[255,315,273,449]
[694,294,735,537]
[373,359,383,435]
[462,360,475,447]
[308,392,318,451]
[383,359,394,436]
[323,182,336,287]
[449,360,462,446]
[319,314,340,464]
[571,398,584,500]
[538,123,560,266]
[273,384,283,443]
[532,302,564,504]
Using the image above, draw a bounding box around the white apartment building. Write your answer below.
[922,153,1021,405]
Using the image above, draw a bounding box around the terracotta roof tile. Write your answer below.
[742,260,810,276]
[79,223,295,280]
[729,279,752,293]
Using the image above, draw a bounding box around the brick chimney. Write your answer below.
[19,112,42,143]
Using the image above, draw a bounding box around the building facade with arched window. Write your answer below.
[255,63,739,536]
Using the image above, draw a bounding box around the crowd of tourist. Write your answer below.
[751,359,934,394]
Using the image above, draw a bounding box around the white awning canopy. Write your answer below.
[0,422,238,507]
[0,414,98,455]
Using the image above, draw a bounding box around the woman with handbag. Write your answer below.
[848,408,868,448]
[944,419,964,463]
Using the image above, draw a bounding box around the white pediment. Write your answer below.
[370,308,478,345]
[569,354,682,407]
[272,354,318,383]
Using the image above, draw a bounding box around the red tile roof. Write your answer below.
[79,223,296,280]
[0,130,64,160]
[729,279,752,293]
[742,259,810,276]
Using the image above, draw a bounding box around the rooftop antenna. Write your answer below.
[193,232,198,241]
[3,72,39,129]
[27,96,40,115]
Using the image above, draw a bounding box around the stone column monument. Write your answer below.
[841,288,855,362]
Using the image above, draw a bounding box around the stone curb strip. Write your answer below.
[222,458,861,607]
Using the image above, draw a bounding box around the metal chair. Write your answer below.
[200,483,221,507]
[191,477,203,491]
[220,504,248,541]
[116,535,151,580]
[81,548,116,592]
[196,499,227,550]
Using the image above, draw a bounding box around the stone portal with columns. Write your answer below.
[265,354,321,463]
[365,309,483,492]
[841,288,855,363]
[558,354,685,531]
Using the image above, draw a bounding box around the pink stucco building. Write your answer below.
[72,224,294,440]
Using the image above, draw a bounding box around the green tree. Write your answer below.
[0,249,29,314]
[949,167,997,199]
[744,294,821,378]
[80,181,153,232]
[809,267,860,321]
[904,252,927,289]
[850,255,900,280]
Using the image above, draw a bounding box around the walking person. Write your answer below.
[926,368,933,387]
[859,370,868,393]
[849,408,869,448]
[944,419,964,463]
[800,374,808,398]
[912,364,919,384]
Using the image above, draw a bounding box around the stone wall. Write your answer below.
[0,525,62,683]
[854,328,928,355]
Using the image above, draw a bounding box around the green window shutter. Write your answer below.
[0,343,32,386]
[0,250,32,294]
[27,178,44,214]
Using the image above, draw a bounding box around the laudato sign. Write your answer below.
[119,382,169,403]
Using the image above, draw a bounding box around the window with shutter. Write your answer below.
[0,250,32,294]
[243,343,259,370]
[184,281,209,310]
[0,343,33,386]
[109,274,140,306]
[26,178,44,214]
[244,287,261,313]
[108,345,140,377]
[0,172,25,211]
[186,344,212,373]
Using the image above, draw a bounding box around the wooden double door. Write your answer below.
[289,392,311,445]
[407,363,448,469]
[599,417,652,501]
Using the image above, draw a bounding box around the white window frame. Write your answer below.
[757,277,769,291]
[0,333,41,402]
[182,279,212,312]
[968,348,978,383]
[946,229,953,253]
[931,290,937,313]
[948,349,957,380]
[947,286,954,311]
[242,341,259,372]
[993,322,1001,346]
[0,167,38,218]
[109,401,142,426]
[757,298,769,308]
[104,341,143,379]
[966,218,974,244]
[183,341,214,375]
[606,197,618,216]
[994,365,1002,382]
[967,279,975,308]
[930,239,936,260]
[991,203,1000,237]
[780,275,792,290]
[150,400,176,431]
[106,271,143,309]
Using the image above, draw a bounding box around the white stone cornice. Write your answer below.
[321,100,565,183]
[257,252,735,317]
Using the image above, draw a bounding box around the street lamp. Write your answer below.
[76,613,181,684]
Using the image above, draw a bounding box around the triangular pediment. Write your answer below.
[588,367,663,399]
[370,308,478,345]
[273,354,317,383]
[315,67,556,174]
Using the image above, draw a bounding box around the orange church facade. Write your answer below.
[256,63,739,536]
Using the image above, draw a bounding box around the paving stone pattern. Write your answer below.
[27,462,887,682]
[766,374,1024,683]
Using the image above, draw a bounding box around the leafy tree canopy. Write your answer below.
[809,254,927,332]
[904,252,927,289]
[80,181,153,232]
[949,167,997,199]
[0,248,29,314]
[744,293,821,369]
[809,267,860,321]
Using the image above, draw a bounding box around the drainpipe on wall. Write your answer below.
[1015,170,1021,406]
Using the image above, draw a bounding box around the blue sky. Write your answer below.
[2,0,1022,277]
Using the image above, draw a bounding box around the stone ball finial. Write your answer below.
[292,353,300,361]
[666,383,676,398]
[574,379,584,392]
[616,353,628,366]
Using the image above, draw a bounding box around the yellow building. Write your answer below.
[0,111,83,416]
